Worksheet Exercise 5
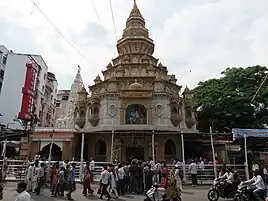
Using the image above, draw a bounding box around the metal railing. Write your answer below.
[169,164,246,184]
[0,160,246,184]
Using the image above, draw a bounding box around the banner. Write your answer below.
[232,128,268,139]
[18,63,37,121]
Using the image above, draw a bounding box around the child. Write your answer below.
[15,182,31,201]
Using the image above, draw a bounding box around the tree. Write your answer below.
[192,65,268,133]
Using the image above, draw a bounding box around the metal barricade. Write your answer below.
[0,160,246,184]
[0,160,111,182]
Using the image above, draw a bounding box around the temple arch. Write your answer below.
[40,143,62,161]
[164,139,176,163]
[95,140,107,161]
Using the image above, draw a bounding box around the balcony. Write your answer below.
[46,79,54,92]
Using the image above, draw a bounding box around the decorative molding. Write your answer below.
[154,104,164,117]
[108,104,117,117]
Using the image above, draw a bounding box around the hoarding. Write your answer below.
[232,128,268,139]
[18,63,37,121]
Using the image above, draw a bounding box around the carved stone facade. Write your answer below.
[73,1,198,162]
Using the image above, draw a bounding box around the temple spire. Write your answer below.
[134,0,137,7]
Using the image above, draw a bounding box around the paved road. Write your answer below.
[2,183,220,201]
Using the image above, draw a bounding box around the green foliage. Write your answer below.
[192,65,268,133]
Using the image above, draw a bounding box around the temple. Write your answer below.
[55,66,84,129]
[73,1,198,162]
[28,1,198,162]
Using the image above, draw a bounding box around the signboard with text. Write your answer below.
[232,128,268,139]
[18,63,37,121]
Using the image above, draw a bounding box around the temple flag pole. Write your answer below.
[180,132,186,183]
[210,127,217,179]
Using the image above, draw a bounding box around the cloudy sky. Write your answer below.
[0,0,268,90]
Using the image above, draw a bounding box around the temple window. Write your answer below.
[93,107,99,115]
[171,107,177,115]
[125,104,147,124]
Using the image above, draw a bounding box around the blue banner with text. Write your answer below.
[232,128,268,139]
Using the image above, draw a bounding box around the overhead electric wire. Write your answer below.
[29,0,95,66]
[251,73,268,103]
[92,0,107,38]
[109,0,118,41]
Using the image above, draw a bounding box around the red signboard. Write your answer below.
[18,63,37,121]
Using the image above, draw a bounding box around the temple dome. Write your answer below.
[129,79,143,89]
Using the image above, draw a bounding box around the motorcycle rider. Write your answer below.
[244,170,266,201]
[218,167,234,194]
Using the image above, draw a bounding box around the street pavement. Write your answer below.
[3,183,217,201]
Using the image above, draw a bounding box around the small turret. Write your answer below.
[94,75,102,84]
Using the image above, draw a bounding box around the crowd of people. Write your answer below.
[14,156,183,200]
[6,155,268,201]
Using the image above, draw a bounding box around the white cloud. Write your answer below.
[0,0,268,90]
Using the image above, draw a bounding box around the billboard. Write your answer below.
[232,128,268,139]
[18,63,37,121]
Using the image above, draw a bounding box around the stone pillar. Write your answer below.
[120,107,125,125]
[147,106,153,124]
[30,141,40,158]
[155,136,164,161]
[144,135,149,160]
[62,140,72,160]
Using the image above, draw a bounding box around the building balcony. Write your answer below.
[46,79,54,92]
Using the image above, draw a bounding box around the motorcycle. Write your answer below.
[207,178,238,201]
[144,185,181,201]
[234,182,267,201]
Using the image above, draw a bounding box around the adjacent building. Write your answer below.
[0,49,58,129]
[29,1,198,162]
[0,45,9,94]
[39,72,58,127]
[55,89,70,120]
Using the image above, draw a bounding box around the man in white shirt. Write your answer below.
[15,182,31,201]
[89,158,95,181]
[117,164,125,195]
[99,166,111,200]
[189,160,198,186]
[245,170,266,201]
[175,165,182,191]
[219,168,234,194]
[26,163,34,192]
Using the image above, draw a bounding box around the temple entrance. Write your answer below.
[40,143,62,161]
[126,147,144,161]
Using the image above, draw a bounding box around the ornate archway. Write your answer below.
[164,139,176,163]
[95,140,107,161]
[40,143,62,161]
[125,104,147,124]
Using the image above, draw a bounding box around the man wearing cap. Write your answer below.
[245,170,266,201]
